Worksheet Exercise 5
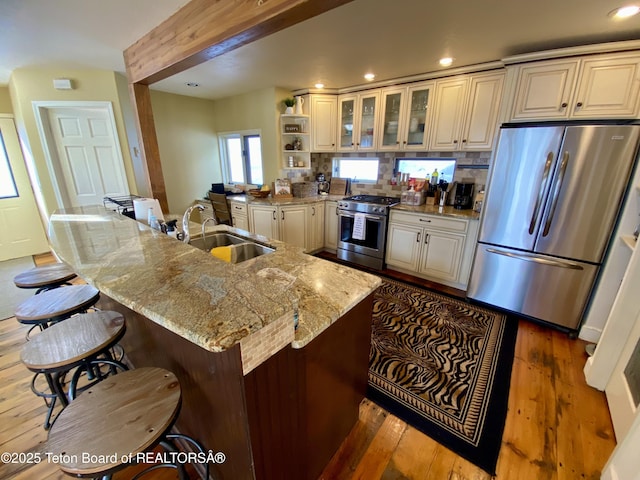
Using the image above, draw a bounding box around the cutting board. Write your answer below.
[329,178,349,195]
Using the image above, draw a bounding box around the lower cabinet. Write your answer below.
[324,200,339,252]
[229,201,249,231]
[249,201,325,253]
[308,202,325,253]
[385,210,478,290]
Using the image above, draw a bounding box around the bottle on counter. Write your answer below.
[148,207,161,230]
[430,168,439,186]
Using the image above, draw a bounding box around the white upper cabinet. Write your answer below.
[572,53,640,118]
[511,52,640,121]
[378,82,433,151]
[307,94,337,152]
[337,90,380,152]
[429,71,504,151]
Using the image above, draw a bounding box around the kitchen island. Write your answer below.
[48,206,381,480]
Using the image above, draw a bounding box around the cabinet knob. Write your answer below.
[356,143,360,146]
[453,139,458,144]
[576,102,583,108]
[403,140,407,145]
[561,102,568,108]
[396,141,400,145]
[462,139,467,143]
[351,143,354,146]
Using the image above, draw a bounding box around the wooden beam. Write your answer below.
[124,0,353,207]
[125,0,355,85]
[128,83,168,213]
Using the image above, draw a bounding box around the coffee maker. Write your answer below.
[454,182,474,209]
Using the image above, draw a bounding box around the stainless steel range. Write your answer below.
[337,195,400,270]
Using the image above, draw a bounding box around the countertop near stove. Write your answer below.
[227,194,345,205]
[392,203,480,220]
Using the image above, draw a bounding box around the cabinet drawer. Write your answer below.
[230,202,247,216]
[390,211,468,233]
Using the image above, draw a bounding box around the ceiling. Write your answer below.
[1,0,639,100]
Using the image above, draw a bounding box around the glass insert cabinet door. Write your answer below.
[338,98,355,149]
[380,90,404,150]
[357,92,379,151]
[405,84,432,150]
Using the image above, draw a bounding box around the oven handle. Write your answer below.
[338,211,384,222]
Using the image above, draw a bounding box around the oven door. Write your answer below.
[337,210,386,258]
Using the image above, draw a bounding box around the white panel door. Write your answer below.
[0,117,49,261]
[47,107,128,207]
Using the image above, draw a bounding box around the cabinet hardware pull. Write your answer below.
[282,211,285,220]
[312,206,315,216]
[561,102,568,108]
[453,139,458,144]
[416,232,421,243]
[419,218,431,222]
[462,139,467,143]
[335,207,338,215]
[425,233,429,244]
[273,211,276,221]
[576,102,583,108]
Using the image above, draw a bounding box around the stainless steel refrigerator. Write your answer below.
[467,124,640,331]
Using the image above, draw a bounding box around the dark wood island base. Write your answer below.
[97,292,374,480]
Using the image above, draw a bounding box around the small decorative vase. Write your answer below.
[294,96,304,115]
[285,106,294,114]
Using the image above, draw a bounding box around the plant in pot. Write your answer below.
[283,97,296,114]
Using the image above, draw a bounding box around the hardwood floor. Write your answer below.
[0,253,616,479]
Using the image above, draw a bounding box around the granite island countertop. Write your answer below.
[48,206,381,363]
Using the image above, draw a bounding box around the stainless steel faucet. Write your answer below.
[201,215,218,239]
[182,204,205,243]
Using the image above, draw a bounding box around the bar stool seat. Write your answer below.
[47,367,209,479]
[13,264,77,293]
[20,310,127,429]
[15,284,100,338]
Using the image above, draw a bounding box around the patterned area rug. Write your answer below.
[368,279,518,475]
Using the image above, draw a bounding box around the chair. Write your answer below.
[46,367,210,480]
[20,310,127,429]
[14,263,77,294]
[208,192,232,225]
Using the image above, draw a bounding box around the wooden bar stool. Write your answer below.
[14,284,100,340]
[46,367,210,480]
[13,263,77,294]
[20,311,127,430]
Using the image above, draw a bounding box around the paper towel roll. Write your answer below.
[133,198,164,224]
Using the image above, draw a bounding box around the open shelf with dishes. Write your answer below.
[281,114,310,169]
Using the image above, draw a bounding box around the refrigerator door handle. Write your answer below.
[529,152,555,234]
[542,151,570,237]
[486,248,584,270]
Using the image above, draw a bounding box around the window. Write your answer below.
[0,132,18,199]
[395,158,456,183]
[333,157,379,183]
[219,131,263,185]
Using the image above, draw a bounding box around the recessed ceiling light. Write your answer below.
[314,83,325,89]
[364,73,375,81]
[185,82,199,87]
[439,57,454,67]
[609,5,640,18]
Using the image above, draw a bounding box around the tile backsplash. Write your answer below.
[288,150,491,196]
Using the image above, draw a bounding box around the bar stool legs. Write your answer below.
[20,311,127,429]
[46,368,212,480]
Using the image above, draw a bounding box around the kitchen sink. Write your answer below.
[188,233,274,263]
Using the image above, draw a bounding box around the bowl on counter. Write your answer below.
[248,189,270,198]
